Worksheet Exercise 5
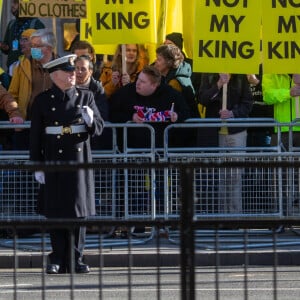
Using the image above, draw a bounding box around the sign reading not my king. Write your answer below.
[19,0,86,19]
[90,0,157,45]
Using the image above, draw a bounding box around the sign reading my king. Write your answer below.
[19,0,86,19]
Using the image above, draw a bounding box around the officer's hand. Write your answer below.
[34,171,45,184]
[82,106,94,127]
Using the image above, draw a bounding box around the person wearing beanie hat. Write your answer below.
[165,32,184,51]
[164,32,202,97]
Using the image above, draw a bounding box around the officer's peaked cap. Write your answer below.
[43,54,77,73]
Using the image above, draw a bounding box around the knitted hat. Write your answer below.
[165,32,183,50]
[21,29,36,38]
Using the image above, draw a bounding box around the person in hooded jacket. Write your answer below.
[164,32,202,92]
[154,44,198,147]
[155,44,196,115]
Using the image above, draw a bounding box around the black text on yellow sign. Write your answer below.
[19,0,86,19]
[95,11,150,30]
[95,0,150,31]
[90,0,156,45]
[266,0,300,60]
[198,0,254,60]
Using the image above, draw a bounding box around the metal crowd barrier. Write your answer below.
[0,132,299,299]
[0,119,300,221]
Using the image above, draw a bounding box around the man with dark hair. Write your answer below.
[110,65,190,148]
[110,65,190,222]
[70,40,104,79]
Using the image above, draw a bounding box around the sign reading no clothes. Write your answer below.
[19,0,86,19]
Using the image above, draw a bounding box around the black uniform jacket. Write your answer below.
[29,84,104,218]
[109,81,190,149]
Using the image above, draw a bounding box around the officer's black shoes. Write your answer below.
[46,264,60,274]
[46,262,90,274]
[75,262,90,274]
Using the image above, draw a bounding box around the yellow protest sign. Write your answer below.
[90,0,157,45]
[80,1,117,54]
[19,0,86,19]
[80,19,117,54]
[262,1,300,73]
[182,0,195,59]
[193,0,261,74]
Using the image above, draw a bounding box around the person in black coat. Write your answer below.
[74,55,112,150]
[29,55,104,274]
[110,65,190,149]
[198,73,253,214]
[110,65,190,219]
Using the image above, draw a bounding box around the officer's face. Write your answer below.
[51,70,76,90]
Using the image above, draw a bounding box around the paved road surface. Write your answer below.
[0,266,300,300]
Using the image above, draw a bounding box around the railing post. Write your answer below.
[180,165,195,300]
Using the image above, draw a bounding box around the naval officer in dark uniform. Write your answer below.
[29,54,104,274]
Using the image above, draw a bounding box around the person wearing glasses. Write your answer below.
[8,29,57,150]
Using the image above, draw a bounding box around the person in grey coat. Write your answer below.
[29,54,104,274]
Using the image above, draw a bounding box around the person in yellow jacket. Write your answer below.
[262,74,300,149]
[8,29,57,149]
[263,74,300,219]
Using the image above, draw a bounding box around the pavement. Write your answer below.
[1,227,300,269]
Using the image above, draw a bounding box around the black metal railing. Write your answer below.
[1,159,300,299]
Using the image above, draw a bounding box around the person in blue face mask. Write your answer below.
[0,0,45,70]
[8,28,57,150]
